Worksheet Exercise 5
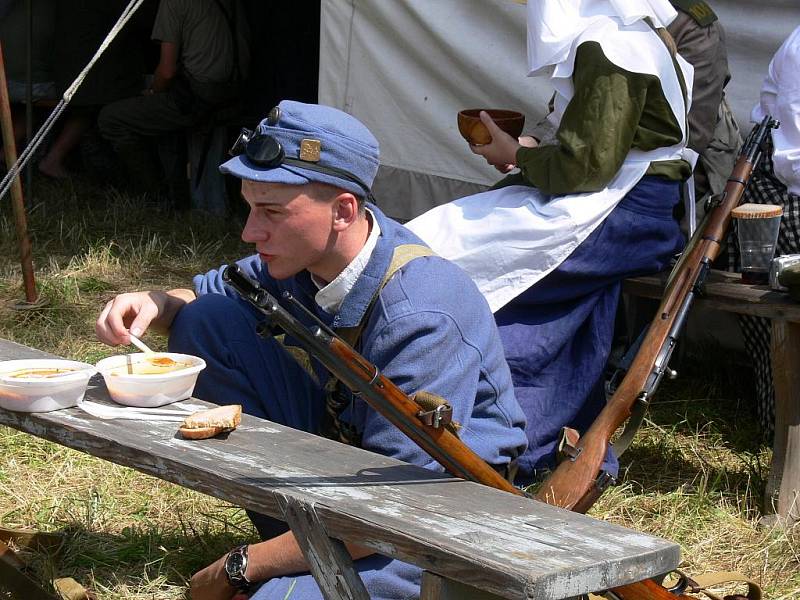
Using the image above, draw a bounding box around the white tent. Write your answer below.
[319,0,800,221]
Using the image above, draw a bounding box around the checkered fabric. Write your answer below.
[727,129,800,438]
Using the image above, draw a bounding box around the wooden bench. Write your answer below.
[0,337,680,599]
[623,269,800,526]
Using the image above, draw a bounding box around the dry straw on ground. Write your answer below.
[1,178,798,599]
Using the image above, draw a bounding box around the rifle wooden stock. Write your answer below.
[535,117,776,516]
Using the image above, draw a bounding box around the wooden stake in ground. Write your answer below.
[0,40,38,305]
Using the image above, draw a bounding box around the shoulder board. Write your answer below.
[669,0,718,26]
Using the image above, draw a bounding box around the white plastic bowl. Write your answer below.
[95,353,206,408]
[0,359,96,413]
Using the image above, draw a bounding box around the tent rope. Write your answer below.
[0,0,147,203]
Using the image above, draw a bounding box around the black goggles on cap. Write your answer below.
[228,127,373,199]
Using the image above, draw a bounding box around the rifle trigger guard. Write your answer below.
[417,403,453,429]
[668,575,690,595]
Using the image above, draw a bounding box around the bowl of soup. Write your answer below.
[0,359,96,412]
[457,108,525,145]
[95,353,206,407]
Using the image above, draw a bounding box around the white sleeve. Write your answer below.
[769,27,800,195]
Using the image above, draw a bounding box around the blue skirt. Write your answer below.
[496,175,685,483]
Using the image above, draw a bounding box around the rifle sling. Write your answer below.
[611,399,648,458]
[680,571,762,600]
[607,326,648,458]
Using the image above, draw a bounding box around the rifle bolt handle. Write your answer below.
[667,368,678,380]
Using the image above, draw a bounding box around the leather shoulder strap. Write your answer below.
[337,243,435,347]
[320,243,435,446]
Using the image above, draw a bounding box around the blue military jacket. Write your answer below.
[194,204,527,473]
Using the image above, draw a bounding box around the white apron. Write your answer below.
[407,17,694,312]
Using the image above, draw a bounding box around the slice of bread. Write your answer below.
[178,404,242,440]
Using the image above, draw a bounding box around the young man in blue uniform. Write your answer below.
[95,100,527,600]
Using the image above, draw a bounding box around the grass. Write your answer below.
[1,177,799,599]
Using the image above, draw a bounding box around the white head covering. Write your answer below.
[527,0,678,76]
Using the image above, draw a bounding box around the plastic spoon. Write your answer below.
[128,333,155,354]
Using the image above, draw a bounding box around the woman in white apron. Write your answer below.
[408,0,695,485]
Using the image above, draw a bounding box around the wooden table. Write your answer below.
[624,269,800,525]
[0,338,681,599]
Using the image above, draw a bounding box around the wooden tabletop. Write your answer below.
[624,269,800,321]
[0,338,680,600]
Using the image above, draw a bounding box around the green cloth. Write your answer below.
[495,41,691,196]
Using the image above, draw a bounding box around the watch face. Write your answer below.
[226,552,245,575]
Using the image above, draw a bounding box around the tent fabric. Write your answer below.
[319,0,800,221]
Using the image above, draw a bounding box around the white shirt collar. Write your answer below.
[311,209,381,314]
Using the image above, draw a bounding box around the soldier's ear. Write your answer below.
[331,192,360,232]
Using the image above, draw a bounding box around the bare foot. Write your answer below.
[37,157,70,179]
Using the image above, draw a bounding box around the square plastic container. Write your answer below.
[0,359,97,413]
[95,353,206,408]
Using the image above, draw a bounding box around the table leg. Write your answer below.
[420,571,509,600]
[768,320,800,524]
[281,497,370,600]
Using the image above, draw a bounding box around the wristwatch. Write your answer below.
[224,544,252,591]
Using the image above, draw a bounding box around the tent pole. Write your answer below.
[0,41,38,304]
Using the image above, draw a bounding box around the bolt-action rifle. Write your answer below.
[221,263,520,495]
[535,115,780,516]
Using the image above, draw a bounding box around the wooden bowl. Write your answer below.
[457,109,525,145]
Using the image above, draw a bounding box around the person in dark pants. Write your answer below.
[95,101,527,600]
[98,0,249,206]
[32,0,153,179]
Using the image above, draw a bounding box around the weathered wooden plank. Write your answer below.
[282,497,371,600]
[420,571,507,600]
[623,270,800,321]
[0,338,680,599]
[769,321,800,524]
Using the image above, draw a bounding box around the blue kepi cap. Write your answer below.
[220,100,380,199]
